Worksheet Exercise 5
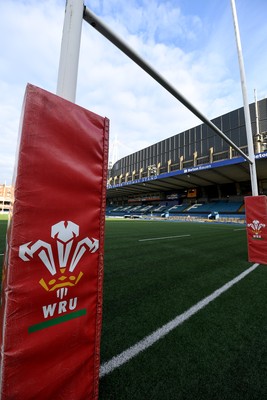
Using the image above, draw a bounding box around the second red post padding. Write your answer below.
[245,195,267,265]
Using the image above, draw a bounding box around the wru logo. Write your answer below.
[19,221,99,299]
[247,219,266,239]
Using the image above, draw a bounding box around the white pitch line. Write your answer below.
[139,234,191,242]
[100,262,260,378]
[0,253,4,256]
[233,228,246,231]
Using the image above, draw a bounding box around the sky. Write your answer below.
[1,0,267,184]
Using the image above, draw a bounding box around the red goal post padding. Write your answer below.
[245,195,267,265]
[0,84,109,399]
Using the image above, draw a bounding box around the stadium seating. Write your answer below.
[185,201,243,214]
[168,204,189,214]
[106,200,245,220]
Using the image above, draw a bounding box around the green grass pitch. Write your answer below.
[1,218,267,399]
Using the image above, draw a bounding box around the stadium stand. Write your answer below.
[106,98,267,221]
[0,184,12,214]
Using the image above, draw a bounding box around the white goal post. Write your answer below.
[57,0,258,195]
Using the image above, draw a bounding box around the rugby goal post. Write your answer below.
[57,1,258,193]
[56,0,266,331]
[81,2,267,265]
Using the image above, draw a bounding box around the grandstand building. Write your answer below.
[107,98,267,220]
[0,184,12,214]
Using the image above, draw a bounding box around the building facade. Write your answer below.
[109,98,267,186]
[0,184,12,214]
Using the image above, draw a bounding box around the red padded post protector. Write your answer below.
[0,84,109,399]
[245,195,267,265]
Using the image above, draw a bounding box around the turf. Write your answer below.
[0,218,266,399]
[0,219,7,266]
[99,219,267,399]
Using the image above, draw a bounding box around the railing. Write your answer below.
[108,145,252,185]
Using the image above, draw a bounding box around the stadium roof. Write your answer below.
[106,152,267,198]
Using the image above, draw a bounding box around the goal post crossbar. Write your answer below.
[83,7,252,165]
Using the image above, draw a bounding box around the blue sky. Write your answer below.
[1,0,267,184]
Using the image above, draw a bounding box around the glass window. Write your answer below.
[222,114,230,132]
[180,132,184,148]
[230,110,239,129]
[214,134,223,152]
[202,125,208,140]
[258,98,267,118]
[239,126,247,146]
[212,116,221,130]
[230,128,239,146]
[260,119,267,133]
[249,103,256,122]
[239,108,245,126]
